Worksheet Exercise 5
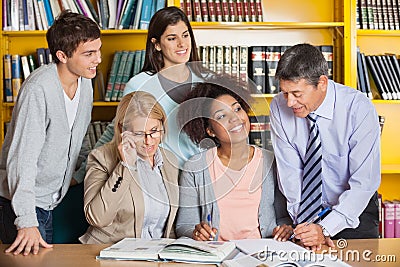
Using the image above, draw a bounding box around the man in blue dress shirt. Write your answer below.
[270,43,380,250]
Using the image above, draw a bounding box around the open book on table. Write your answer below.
[98,237,238,264]
[222,239,351,267]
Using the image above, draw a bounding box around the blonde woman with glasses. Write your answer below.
[79,91,179,244]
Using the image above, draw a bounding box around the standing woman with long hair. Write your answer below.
[73,6,203,183]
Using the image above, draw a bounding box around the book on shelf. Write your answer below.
[360,52,373,99]
[383,201,395,238]
[382,55,400,98]
[249,115,272,151]
[20,55,31,80]
[11,54,22,102]
[393,200,400,238]
[388,54,400,99]
[265,45,280,94]
[319,45,334,81]
[239,46,248,82]
[249,46,266,93]
[193,0,202,22]
[98,237,237,264]
[3,54,13,103]
[356,47,367,97]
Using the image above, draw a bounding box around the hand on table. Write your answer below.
[5,227,52,255]
[272,224,294,241]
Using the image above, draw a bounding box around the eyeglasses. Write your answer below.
[132,129,164,140]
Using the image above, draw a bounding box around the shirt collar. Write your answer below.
[137,148,164,169]
[313,80,334,120]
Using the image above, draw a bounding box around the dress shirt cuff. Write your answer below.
[319,209,354,237]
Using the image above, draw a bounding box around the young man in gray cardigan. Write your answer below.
[0,11,101,255]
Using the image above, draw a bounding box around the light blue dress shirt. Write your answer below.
[137,149,170,239]
[270,80,381,236]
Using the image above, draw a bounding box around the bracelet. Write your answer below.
[120,161,137,172]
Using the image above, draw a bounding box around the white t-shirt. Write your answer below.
[64,78,82,130]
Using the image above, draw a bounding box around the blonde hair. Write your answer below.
[111,91,167,159]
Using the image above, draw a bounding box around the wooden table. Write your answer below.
[0,239,399,267]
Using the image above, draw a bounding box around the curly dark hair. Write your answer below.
[177,75,252,145]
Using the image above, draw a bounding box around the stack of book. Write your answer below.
[381,196,400,238]
[356,0,400,30]
[2,0,166,31]
[181,0,263,22]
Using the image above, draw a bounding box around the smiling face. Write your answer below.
[279,76,328,118]
[128,117,163,163]
[207,94,250,147]
[61,38,102,79]
[153,20,191,69]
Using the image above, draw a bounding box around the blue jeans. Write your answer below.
[0,196,53,244]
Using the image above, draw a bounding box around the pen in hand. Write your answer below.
[289,207,331,240]
[207,214,217,241]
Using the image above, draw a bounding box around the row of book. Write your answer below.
[104,50,146,102]
[380,195,400,238]
[357,49,400,100]
[2,0,166,31]
[3,48,53,102]
[181,0,263,22]
[357,0,400,30]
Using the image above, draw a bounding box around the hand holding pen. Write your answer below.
[192,214,218,241]
[290,207,334,250]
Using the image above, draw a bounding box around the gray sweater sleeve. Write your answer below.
[73,120,115,183]
[175,167,202,238]
[7,85,47,228]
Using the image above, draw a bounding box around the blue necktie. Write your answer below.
[296,114,323,224]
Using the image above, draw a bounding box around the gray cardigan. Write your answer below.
[176,147,292,238]
[0,63,93,229]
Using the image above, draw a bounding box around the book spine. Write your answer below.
[215,45,223,74]
[384,55,400,99]
[11,54,22,102]
[236,0,243,22]
[3,54,13,103]
[139,0,153,29]
[228,0,236,22]
[184,0,192,21]
[208,0,216,22]
[378,193,383,238]
[357,47,368,97]
[208,46,216,72]
[381,0,390,30]
[360,52,373,99]
[376,55,397,99]
[239,45,248,82]
[199,46,208,69]
[371,0,379,29]
[193,0,202,22]
[376,0,384,29]
[389,54,400,99]
[20,55,31,80]
[250,46,266,93]
[231,45,239,80]
[384,201,395,238]
[221,0,229,21]
[266,46,280,94]
[394,201,400,238]
[200,0,208,22]
[27,54,37,72]
[43,0,54,26]
[118,0,137,29]
[249,0,256,22]
[255,0,262,21]
[223,46,231,75]
[10,0,20,30]
[366,0,375,29]
[242,0,249,22]
[37,0,49,30]
[214,0,222,22]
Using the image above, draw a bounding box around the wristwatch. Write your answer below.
[319,224,330,237]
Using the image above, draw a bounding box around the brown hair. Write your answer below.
[141,6,200,74]
[46,10,100,64]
